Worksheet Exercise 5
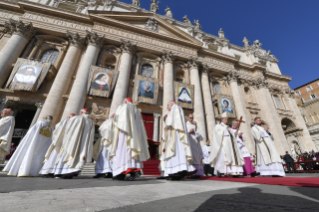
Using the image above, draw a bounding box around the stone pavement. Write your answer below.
[0,173,318,212]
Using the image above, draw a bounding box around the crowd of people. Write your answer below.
[280,151,319,173]
[0,99,288,181]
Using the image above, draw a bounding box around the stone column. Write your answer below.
[227,71,254,152]
[0,20,36,87]
[28,38,43,59]
[161,50,175,116]
[153,113,161,142]
[188,57,207,144]
[201,65,215,143]
[254,77,287,154]
[38,32,85,124]
[30,102,43,128]
[62,31,104,119]
[109,40,136,115]
[0,98,9,112]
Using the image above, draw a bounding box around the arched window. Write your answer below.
[273,95,283,109]
[103,55,116,70]
[212,82,221,94]
[39,49,59,64]
[141,64,154,78]
[175,69,184,82]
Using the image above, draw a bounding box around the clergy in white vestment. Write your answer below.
[203,140,214,176]
[53,108,95,179]
[39,113,75,177]
[92,113,115,178]
[163,101,195,180]
[157,115,168,180]
[251,117,285,177]
[209,112,245,178]
[231,120,258,177]
[3,116,53,177]
[186,113,204,178]
[0,108,15,163]
[109,98,150,181]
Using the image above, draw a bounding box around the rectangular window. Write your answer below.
[295,91,301,96]
[306,86,313,92]
[301,98,305,104]
[310,94,317,99]
[273,95,283,109]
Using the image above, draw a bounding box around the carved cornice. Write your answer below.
[4,19,36,39]
[253,76,269,89]
[86,30,105,48]
[227,70,239,83]
[67,31,86,48]
[162,50,175,64]
[120,39,136,54]
[187,57,200,69]
[201,64,210,76]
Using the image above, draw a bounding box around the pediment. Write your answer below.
[88,11,202,48]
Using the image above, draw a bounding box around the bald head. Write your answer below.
[1,109,13,118]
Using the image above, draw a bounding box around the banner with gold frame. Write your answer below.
[133,75,159,105]
[174,82,194,109]
[215,93,236,118]
[87,65,119,98]
[6,58,52,92]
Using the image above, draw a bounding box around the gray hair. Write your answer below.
[232,120,238,125]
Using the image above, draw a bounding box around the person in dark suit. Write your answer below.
[283,151,295,173]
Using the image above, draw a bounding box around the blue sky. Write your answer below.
[120,0,319,89]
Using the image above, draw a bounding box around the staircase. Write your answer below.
[81,162,96,176]
[143,160,160,176]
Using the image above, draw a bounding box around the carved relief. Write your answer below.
[187,57,200,69]
[150,0,161,13]
[145,18,158,32]
[165,6,173,18]
[4,19,36,39]
[86,30,104,48]
[67,31,86,48]
[120,39,136,54]
[162,50,175,64]
[89,103,110,126]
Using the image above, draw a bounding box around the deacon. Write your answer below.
[209,112,244,178]
[92,113,115,178]
[186,113,204,178]
[0,108,15,163]
[251,117,285,177]
[3,115,53,177]
[53,108,95,179]
[109,98,150,181]
[231,120,258,177]
[163,101,195,180]
[39,113,75,177]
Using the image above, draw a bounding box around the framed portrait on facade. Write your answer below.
[87,66,119,98]
[133,75,159,105]
[6,58,52,92]
[174,82,194,109]
[215,94,236,118]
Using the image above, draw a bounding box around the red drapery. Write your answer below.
[141,113,154,143]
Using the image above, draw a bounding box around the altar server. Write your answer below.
[109,98,150,181]
[53,108,95,179]
[209,112,244,178]
[0,108,15,162]
[4,116,53,177]
[163,101,195,180]
[92,113,115,178]
[186,113,204,178]
[251,117,285,177]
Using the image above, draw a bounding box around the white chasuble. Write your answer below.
[186,121,204,176]
[0,116,15,159]
[252,125,285,176]
[209,123,244,175]
[163,104,195,176]
[39,118,69,175]
[231,129,250,158]
[61,114,95,170]
[3,120,53,177]
[109,103,150,176]
[93,118,114,174]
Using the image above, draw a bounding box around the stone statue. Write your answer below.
[132,0,140,7]
[165,6,173,18]
[145,18,158,32]
[183,15,191,25]
[88,0,97,9]
[194,20,202,30]
[150,0,161,13]
[218,28,224,38]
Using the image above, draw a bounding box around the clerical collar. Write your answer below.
[231,127,237,129]
[206,144,210,147]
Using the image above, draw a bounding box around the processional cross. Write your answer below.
[235,116,245,135]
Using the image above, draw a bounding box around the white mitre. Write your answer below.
[221,112,229,118]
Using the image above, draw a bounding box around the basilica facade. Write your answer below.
[0,0,315,155]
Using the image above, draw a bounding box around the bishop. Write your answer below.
[0,108,15,163]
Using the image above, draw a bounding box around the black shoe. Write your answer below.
[104,173,113,178]
[115,174,126,180]
[156,176,167,180]
[62,175,73,179]
[93,174,105,178]
[132,171,141,178]
[217,171,222,178]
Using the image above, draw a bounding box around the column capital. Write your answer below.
[201,64,210,77]
[4,19,36,39]
[67,31,86,48]
[187,57,200,70]
[86,30,105,48]
[35,102,43,108]
[153,113,161,118]
[162,50,175,64]
[253,76,269,89]
[120,39,136,54]
[226,70,239,83]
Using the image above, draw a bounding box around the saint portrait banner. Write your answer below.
[87,66,119,98]
[174,82,194,109]
[215,94,236,118]
[133,75,159,105]
[5,58,52,92]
